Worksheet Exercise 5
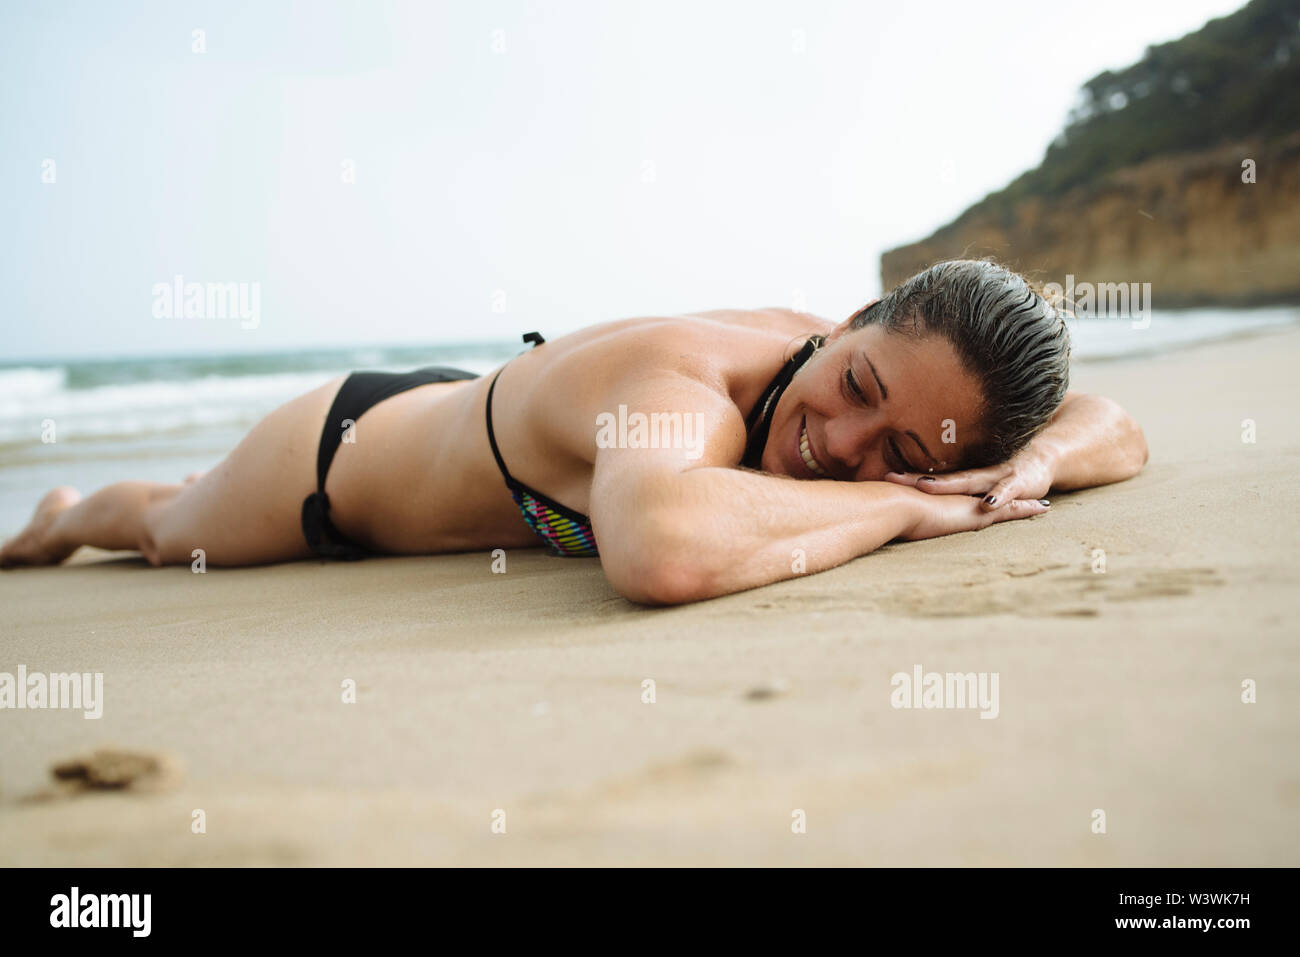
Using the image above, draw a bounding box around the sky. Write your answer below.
[0,0,1248,360]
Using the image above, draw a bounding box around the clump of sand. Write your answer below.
[20,748,182,802]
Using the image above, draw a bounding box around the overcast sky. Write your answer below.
[1,0,1246,360]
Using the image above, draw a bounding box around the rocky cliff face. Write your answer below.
[881,133,1300,308]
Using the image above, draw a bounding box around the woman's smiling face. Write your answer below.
[761,321,988,481]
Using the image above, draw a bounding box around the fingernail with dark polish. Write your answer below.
[1038,499,1051,506]
[983,494,997,505]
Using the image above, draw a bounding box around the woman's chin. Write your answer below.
[763,452,810,480]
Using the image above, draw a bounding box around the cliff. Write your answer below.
[881,0,1300,306]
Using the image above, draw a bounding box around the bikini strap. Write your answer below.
[484,368,517,486]
[484,331,548,485]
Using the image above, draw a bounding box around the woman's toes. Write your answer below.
[0,486,81,567]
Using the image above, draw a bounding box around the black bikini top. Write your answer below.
[740,334,825,469]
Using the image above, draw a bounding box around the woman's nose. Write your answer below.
[823,411,878,471]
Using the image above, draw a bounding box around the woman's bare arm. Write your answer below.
[1032,391,1149,490]
[589,375,1049,605]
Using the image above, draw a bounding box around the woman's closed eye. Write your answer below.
[844,364,917,472]
[843,365,869,405]
[886,437,913,472]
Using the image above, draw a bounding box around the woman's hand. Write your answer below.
[898,487,1051,541]
[885,442,1057,512]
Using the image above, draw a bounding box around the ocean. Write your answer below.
[2,307,1297,536]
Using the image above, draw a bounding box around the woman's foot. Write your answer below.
[0,486,83,568]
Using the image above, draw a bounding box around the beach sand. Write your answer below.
[2,327,1298,866]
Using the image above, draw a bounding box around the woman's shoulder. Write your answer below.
[685,306,836,336]
[510,308,833,412]
[564,308,832,362]
[526,309,831,397]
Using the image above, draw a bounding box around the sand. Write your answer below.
[2,326,1298,866]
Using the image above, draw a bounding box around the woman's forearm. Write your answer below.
[598,468,921,604]
[1033,392,1148,491]
[597,464,1049,604]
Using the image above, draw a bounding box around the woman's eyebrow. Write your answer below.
[862,350,939,466]
[862,353,888,400]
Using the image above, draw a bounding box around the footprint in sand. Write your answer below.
[870,564,1224,619]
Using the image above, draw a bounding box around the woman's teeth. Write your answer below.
[799,424,828,477]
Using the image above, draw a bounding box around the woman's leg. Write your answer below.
[0,377,345,568]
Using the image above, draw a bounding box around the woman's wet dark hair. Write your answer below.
[849,259,1071,469]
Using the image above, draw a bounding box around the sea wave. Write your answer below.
[0,366,68,399]
[0,372,341,445]
[1066,307,1300,361]
[0,347,513,447]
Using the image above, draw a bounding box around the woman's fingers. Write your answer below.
[886,468,1005,496]
[902,490,1051,541]
[985,497,1051,524]
[978,474,1019,511]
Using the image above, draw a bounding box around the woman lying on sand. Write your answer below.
[1,260,1147,603]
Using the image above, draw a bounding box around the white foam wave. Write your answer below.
[0,366,67,400]
[0,371,342,444]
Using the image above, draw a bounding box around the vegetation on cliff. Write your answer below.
[953,0,1300,229]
